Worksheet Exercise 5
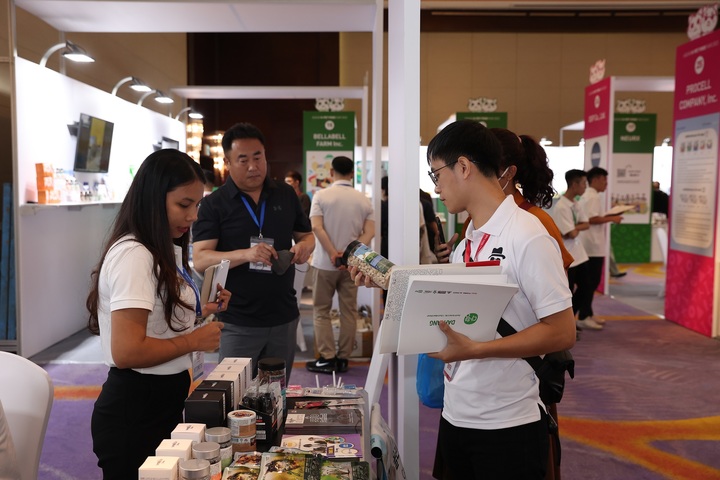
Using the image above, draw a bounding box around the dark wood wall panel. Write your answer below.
[187,33,339,180]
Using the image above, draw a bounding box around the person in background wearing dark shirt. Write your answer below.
[285,170,312,219]
[652,181,669,217]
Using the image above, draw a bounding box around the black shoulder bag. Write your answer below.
[496,318,575,406]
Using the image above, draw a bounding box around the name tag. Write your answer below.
[249,235,274,273]
[444,361,460,381]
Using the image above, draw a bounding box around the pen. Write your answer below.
[217,300,223,311]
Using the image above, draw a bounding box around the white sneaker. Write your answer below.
[576,318,604,330]
[589,316,606,325]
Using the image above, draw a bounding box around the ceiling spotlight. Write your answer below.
[138,90,174,106]
[539,137,553,146]
[40,40,94,68]
[154,91,174,104]
[174,107,204,121]
[112,76,152,96]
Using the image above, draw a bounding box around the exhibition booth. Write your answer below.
[7,1,720,478]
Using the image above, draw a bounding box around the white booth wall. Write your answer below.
[14,57,185,357]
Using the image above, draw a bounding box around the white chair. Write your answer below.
[656,226,669,298]
[0,351,54,480]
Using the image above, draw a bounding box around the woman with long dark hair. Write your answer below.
[88,149,229,478]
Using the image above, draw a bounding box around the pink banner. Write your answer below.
[584,77,611,139]
[665,250,714,337]
[674,30,720,121]
[666,30,720,337]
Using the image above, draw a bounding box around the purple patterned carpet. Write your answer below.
[35,265,720,479]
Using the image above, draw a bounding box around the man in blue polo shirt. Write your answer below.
[192,122,315,382]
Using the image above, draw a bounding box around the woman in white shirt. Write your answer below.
[87,149,229,479]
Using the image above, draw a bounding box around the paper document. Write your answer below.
[379,263,502,354]
[396,275,518,355]
[200,259,230,305]
[605,204,635,216]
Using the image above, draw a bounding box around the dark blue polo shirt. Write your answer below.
[192,177,311,328]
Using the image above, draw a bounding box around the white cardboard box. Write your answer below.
[212,363,247,400]
[219,357,253,392]
[138,456,178,480]
[170,423,205,446]
[155,438,193,461]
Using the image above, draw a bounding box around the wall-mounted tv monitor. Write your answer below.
[74,113,114,173]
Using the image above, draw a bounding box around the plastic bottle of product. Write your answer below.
[81,182,91,202]
[341,240,395,289]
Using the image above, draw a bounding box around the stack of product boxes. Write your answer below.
[35,163,62,204]
[139,357,293,480]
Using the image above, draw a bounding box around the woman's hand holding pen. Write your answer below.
[201,285,231,317]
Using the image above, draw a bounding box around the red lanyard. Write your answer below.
[464,233,490,263]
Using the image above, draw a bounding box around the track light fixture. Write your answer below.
[138,90,174,106]
[174,107,204,120]
[111,76,152,96]
[40,40,94,68]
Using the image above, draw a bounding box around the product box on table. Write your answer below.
[170,423,205,445]
[212,364,247,399]
[205,371,241,412]
[237,403,277,444]
[138,456,179,480]
[156,438,193,461]
[184,389,226,428]
[219,357,253,392]
[195,379,235,414]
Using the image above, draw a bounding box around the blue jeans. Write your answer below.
[218,318,299,384]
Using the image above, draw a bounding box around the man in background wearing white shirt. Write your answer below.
[306,156,375,374]
[551,169,601,330]
[576,166,623,329]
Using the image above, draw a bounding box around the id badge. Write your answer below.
[444,361,460,381]
[249,236,274,273]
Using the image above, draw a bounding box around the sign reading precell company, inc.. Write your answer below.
[666,29,720,337]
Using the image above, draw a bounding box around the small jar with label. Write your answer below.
[179,458,210,480]
[204,427,232,470]
[227,410,257,438]
[191,442,221,480]
[257,357,286,389]
[342,240,395,289]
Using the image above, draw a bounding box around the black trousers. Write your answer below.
[91,367,190,479]
[434,407,549,480]
[573,257,604,320]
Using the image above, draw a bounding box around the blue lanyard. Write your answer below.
[176,266,202,319]
[241,196,266,238]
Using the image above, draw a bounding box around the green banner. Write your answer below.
[613,114,657,153]
[456,112,508,129]
[611,113,656,262]
[303,111,355,195]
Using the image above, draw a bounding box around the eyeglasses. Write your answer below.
[428,160,458,186]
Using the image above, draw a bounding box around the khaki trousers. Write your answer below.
[312,268,359,359]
